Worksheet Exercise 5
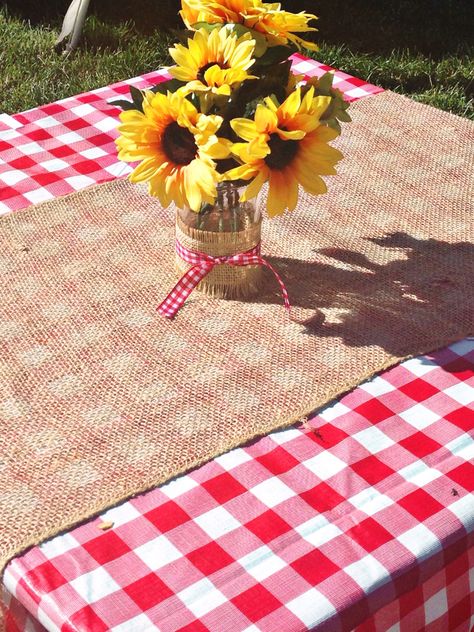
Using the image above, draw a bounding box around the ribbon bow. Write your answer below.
[157,240,291,319]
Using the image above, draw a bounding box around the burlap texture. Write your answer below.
[0,91,473,574]
[175,214,264,298]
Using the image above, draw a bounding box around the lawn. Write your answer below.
[0,0,472,118]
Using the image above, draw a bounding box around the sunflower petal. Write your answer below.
[254,104,278,133]
[278,88,302,121]
[231,118,259,141]
[285,171,299,211]
[297,169,327,196]
[241,170,268,201]
[129,157,164,183]
[169,65,195,82]
[276,128,306,140]
[267,170,289,217]
[225,163,259,181]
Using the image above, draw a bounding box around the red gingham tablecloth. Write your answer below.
[1,55,473,632]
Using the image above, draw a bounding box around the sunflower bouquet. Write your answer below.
[114,0,351,312]
[114,0,350,219]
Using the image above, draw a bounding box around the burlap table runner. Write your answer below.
[0,91,472,574]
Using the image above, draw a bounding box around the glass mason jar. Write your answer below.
[175,181,263,299]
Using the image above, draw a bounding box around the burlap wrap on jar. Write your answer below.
[175,181,264,299]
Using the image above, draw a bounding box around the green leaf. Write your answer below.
[170,28,195,44]
[187,92,201,110]
[191,21,220,33]
[318,72,335,92]
[256,45,292,67]
[227,24,268,56]
[109,99,137,111]
[337,110,352,122]
[325,118,342,134]
[150,78,186,94]
[129,85,145,112]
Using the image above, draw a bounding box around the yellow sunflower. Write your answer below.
[115,90,231,212]
[243,2,318,51]
[180,0,251,27]
[286,72,352,133]
[225,87,343,217]
[180,0,318,52]
[169,27,257,96]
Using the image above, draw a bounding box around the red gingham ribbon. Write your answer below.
[157,240,291,319]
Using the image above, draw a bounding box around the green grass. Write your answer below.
[313,45,473,118]
[0,3,472,118]
[0,10,171,114]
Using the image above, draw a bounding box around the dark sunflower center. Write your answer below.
[264,133,299,170]
[197,62,227,84]
[162,121,197,165]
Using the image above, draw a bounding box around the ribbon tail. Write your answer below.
[157,264,212,319]
[256,258,291,312]
[158,248,290,319]
[229,255,291,313]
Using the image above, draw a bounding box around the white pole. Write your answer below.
[55,0,92,52]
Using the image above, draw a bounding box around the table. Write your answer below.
[1,55,472,632]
